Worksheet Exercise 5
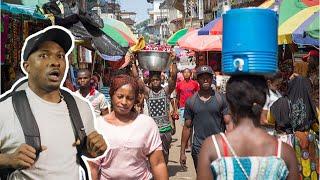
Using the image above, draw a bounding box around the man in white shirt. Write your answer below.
[0,26,107,180]
[76,69,110,117]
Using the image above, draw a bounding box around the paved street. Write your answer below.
[168,124,196,180]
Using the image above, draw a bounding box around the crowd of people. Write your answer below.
[78,48,318,180]
[0,26,319,180]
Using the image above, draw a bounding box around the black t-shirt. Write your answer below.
[184,91,229,154]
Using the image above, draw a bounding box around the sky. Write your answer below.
[119,0,153,23]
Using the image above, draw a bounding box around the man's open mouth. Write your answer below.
[48,70,61,81]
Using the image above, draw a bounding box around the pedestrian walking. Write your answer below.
[260,72,283,135]
[87,74,168,180]
[176,68,199,151]
[131,53,178,164]
[197,75,298,180]
[270,75,319,179]
[76,69,110,117]
[176,68,199,126]
[180,65,233,171]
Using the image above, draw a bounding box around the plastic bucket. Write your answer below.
[222,8,278,75]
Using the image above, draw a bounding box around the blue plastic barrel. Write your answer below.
[222,8,278,75]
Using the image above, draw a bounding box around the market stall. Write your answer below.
[1,2,51,93]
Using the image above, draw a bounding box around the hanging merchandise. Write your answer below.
[0,3,51,94]
[41,0,128,56]
[79,46,92,63]
[1,14,9,64]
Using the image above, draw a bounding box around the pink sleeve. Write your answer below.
[144,119,163,155]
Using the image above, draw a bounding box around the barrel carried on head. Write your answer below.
[222,8,278,75]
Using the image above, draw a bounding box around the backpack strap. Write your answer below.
[60,90,89,180]
[12,91,42,157]
[0,90,42,179]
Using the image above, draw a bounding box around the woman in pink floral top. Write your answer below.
[88,74,168,180]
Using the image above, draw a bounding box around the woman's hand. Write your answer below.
[289,73,299,80]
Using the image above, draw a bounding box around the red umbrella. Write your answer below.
[117,30,136,46]
[177,29,222,51]
[210,18,223,35]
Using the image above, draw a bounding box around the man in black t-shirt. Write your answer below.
[179,65,233,171]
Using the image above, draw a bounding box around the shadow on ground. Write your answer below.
[168,164,184,177]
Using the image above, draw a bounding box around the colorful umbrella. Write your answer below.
[258,0,310,25]
[258,0,276,9]
[292,11,319,46]
[102,23,136,47]
[103,17,137,44]
[177,30,222,52]
[167,28,188,45]
[102,24,129,47]
[301,0,318,6]
[278,5,319,45]
[198,17,222,35]
[305,14,319,39]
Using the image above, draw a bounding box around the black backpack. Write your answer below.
[0,80,89,180]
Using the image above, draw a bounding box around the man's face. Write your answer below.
[197,73,213,90]
[77,71,91,88]
[183,69,191,79]
[150,75,161,89]
[24,41,66,92]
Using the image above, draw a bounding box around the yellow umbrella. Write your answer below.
[259,0,275,8]
[278,5,319,44]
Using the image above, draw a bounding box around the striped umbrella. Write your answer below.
[259,0,314,25]
[102,24,129,47]
[103,17,137,44]
[198,17,222,35]
[177,29,222,52]
[292,10,319,46]
[278,5,319,45]
[259,0,276,9]
[102,23,136,47]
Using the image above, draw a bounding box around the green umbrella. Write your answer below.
[167,28,188,45]
[279,0,308,25]
[102,23,129,47]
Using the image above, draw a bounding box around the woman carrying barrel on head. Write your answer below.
[197,75,298,180]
